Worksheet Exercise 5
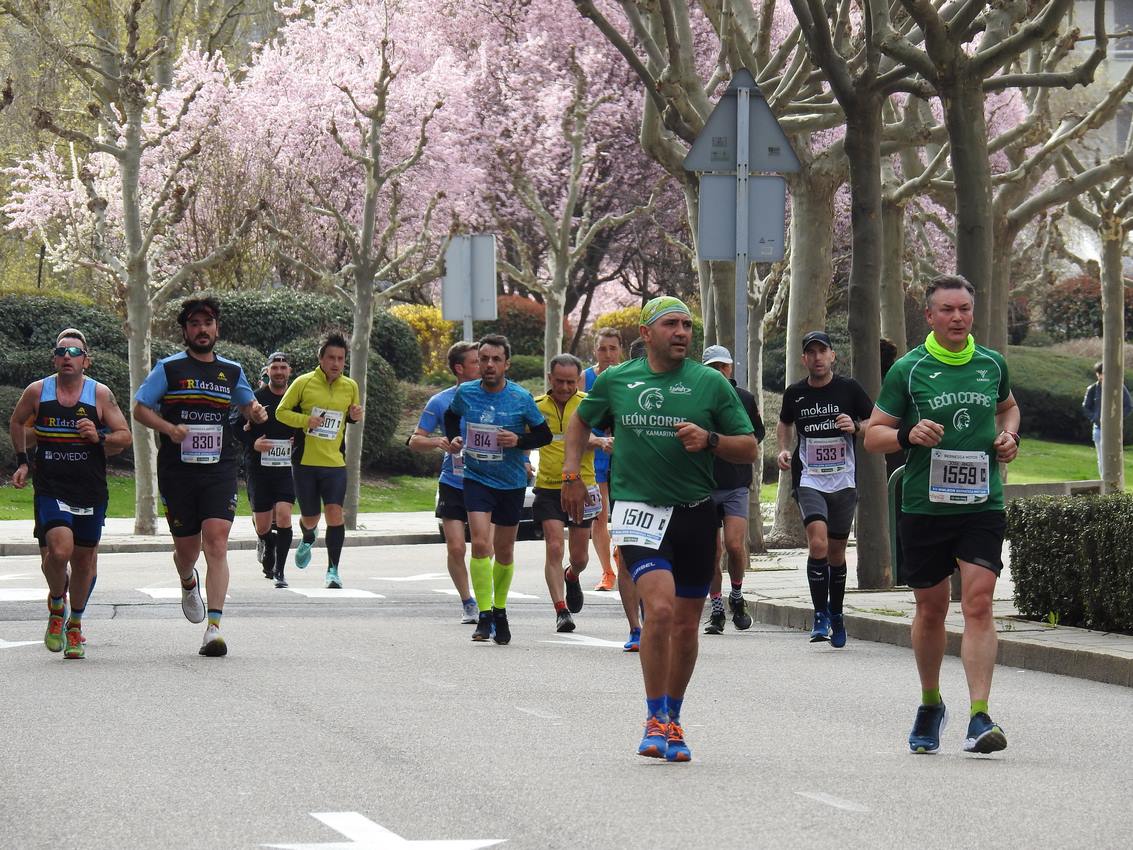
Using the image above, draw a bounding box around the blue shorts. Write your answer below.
[595,451,611,484]
[34,495,107,548]
[462,478,525,527]
[293,465,347,517]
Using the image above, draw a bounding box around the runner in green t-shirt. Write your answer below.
[865,274,1020,757]
[560,296,756,763]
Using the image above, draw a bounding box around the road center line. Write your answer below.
[794,791,870,813]
[514,706,561,720]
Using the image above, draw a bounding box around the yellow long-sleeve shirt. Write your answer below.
[275,367,360,468]
[534,391,595,490]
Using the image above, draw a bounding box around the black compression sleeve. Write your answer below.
[517,421,553,450]
[444,408,462,440]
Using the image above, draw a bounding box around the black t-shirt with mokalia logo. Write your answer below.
[779,374,874,493]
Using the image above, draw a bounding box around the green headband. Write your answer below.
[640,296,691,326]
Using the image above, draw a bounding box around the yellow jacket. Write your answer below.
[275,367,360,467]
[534,391,595,489]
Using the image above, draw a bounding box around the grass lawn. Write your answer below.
[0,472,438,520]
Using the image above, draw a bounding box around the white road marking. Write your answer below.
[541,633,626,649]
[793,791,870,813]
[137,587,231,601]
[583,590,621,601]
[0,637,41,649]
[262,811,505,849]
[432,588,539,601]
[288,589,384,599]
[514,706,560,720]
[0,574,32,581]
[0,589,49,602]
[370,573,448,582]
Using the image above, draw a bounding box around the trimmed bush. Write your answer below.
[372,310,423,381]
[212,342,267,391]
[473,295,568,356]
[0,384,24,469]
[1007,494,1133,633]
[1039,275,1133,342]
[280,336,402,466]
[508,354,544,382]
[390,304,457,379]
[0,293,128,359]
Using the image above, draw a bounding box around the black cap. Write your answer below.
[267,351,289,365]
[801,331,832,351]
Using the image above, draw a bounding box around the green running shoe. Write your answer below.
[63,626,84,659]
[44,613,65,653]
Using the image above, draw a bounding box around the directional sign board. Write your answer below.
[442,234,498,326]
[697,175,787,261]
[683,70,800,174]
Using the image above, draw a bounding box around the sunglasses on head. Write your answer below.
[53,346,86,358]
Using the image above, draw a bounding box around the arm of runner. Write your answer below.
[863,409,943,453]
[775,420,793,470]
[409,426,450,453]
[560,410,593,524]
[993,392,1021,463]
[274,375,309,429]
[8,383,40,488]
[95,384,132,454]
[516,420,552,450]
[237,399,268,425]
[674,421,756,463]
[132,401,188,443]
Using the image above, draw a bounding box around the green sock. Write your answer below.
[921,688,942,706]
[970,699,988,717]
[469,556,493,610]
[492,559,515,608]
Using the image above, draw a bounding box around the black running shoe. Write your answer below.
[556,609,576,633]
[704,609,725,634]
[261,539,275,579]
[729,596,752,630]
[492,608,511,645]
[564,568,584,613]
[472,611,493,641]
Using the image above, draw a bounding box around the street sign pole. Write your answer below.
[734,85,751,387]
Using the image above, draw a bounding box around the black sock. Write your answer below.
[275,526,293,570]
[302,525,316,545]
[326,524,345,567]
[829,562,847,614]
[807,557,830,612]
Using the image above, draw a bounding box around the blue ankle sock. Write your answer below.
[666,695,684,723]
[646,696,667,721]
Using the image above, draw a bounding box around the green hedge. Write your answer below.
[0,384,23,469]
[1007,494,1133,633]
[280,336,402,466]
[0,294,129,358]
[156,291,422,381]
[509,354,544,381]
[473,295,557,356]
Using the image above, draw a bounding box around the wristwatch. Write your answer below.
[707,431,720,450]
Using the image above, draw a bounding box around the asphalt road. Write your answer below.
[2,541,1132,849]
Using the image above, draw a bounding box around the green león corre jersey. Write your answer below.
[577,357,754,506]
[875,343,1011,515]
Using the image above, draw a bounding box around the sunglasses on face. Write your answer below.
[53,346,86,358]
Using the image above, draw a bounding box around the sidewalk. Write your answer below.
[2,514,1130,688]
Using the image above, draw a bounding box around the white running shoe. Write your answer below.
[199,623,227,657]
[181,568,205,624]
[461,599,479,624]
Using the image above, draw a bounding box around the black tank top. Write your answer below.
[33,376,107,506]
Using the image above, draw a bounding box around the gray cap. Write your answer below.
[702,345,733,366]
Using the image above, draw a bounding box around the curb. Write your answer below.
[0,532,441,557]
[751,597,1133,689]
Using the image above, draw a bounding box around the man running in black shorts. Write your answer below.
[777,331,874,647]
[562,296,757,762]
[239,351,301,588]
[700,345,765,635]
[865,275,1020,755]
[10,328,132,659]
[134,297,267,657]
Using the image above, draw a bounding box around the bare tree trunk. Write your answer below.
[683,182,714,341]
[880,198,907,356]
[713,261,736,352]
[1100,209,1126,493]
[747,288,767,553]
[945,74,996,345]
[154,0,175,90]
[768,171,835,547]
[844,101,891,588]
[543,275,568,375]
[344,272,375,530]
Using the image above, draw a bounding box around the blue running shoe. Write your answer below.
[665,721,692,762]
[295,541,312,570]
[810,610,831,642]
[325,566,341,589]
[908,703,948,753]
[623,628,641,652]
[963,712,1007,754]
[830,613,847,648]
[637,716,668,759]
